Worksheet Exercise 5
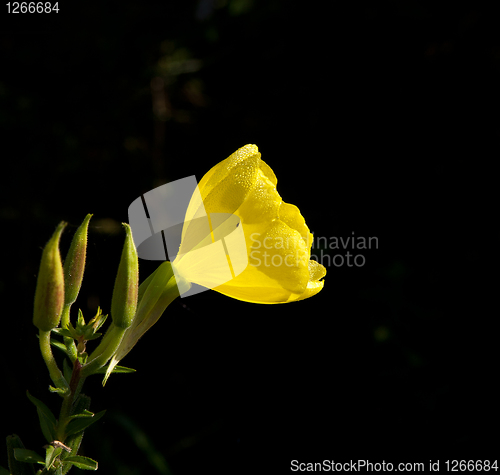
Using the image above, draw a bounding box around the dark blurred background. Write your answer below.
[1,1,499,474]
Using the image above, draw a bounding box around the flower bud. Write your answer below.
[63,213,92,307]
[111,223,139,329]
[33,222,66,331]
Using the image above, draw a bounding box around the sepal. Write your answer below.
[94,364,136,374]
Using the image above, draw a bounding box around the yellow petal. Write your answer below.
[212,258,325,304]
[198,144,261,210]
[293,277,325,302]
[259,159,277,186]
[181,145,261,240]
[279,202,311,246]
[249,219,309,294]
[308,259,327,281]
[212,263,301,303]
[235,169,281,225]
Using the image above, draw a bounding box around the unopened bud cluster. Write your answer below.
[33,215,140,379]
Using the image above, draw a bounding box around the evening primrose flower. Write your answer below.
[91,145,324,382]
[172,144,326,303]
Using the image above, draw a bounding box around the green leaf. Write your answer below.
[71,394,91,417]
[49,385,67,395]
[61,395,91,474]
[44,445,62,470]
[69,409,94,419]
[85,332,102,341]
[14,449,44,464]
[94,364,136,374]
[65,410,106,438]
[0,465,10,475]
[63,456,98,470]
[52,328,74,338]
[6,435,36,475]
[93,312,108,332]
[64,336,78,362]
[77,309,85,327]
[26,391,56,444]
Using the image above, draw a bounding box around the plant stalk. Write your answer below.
[39,330,69,394]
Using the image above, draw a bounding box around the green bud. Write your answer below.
[33,222,66,331]
[63,214,92,307]
[111,223,139,329]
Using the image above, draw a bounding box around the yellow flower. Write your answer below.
[173,144,326,304]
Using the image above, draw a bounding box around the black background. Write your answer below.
[1,1,499,474]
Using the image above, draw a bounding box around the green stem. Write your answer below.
[39,330,69,394]
[80,326,127,378]
[52,303,88,443]
[56,397,73,442]
[55,360,84,442]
